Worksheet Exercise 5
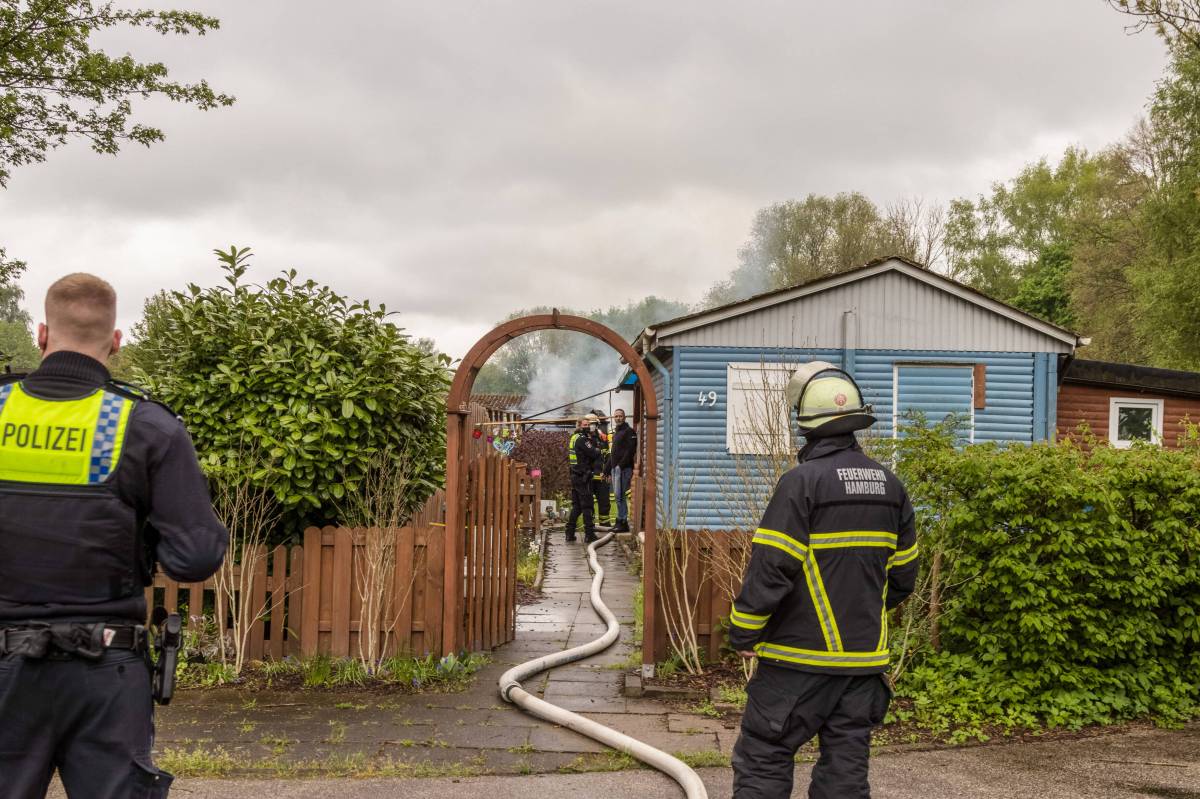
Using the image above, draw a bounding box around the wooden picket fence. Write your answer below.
[148,490,451,660]
[150,453,537,661]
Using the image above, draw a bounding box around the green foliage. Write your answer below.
[0,1,234,186]
[129,247,451,537]
[705,194,945,306]
[896,433,1200,730]
[1129,43,1200,369]
[516,533,541,586]
[0,319,38,371]
[1009,243,1075,328]
[0,253,29,326]
[380,651,489,691]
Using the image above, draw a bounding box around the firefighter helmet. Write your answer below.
[785,361,875,435]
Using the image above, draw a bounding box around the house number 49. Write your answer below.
[697,390,718,406]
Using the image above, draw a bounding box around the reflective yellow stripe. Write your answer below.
[751,527,841,651]
[730,607,770,631]
[751,528,808,560]
[889,545,919,568]
[877,584,889,651]
[807,551,842,650]
[754,642,890,668]
[810,531,898,549]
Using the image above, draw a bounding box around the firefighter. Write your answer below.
[0,274,228,798]
[565,414,602,544]
[729,361,918,799]
[589,408,613,527]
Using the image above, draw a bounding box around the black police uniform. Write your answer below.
[565,427,601,543]
[0,351,228,799]
[728,432,918,799]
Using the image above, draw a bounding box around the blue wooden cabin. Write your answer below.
[628,257,1081,530]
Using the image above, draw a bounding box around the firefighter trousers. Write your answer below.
[732,662,891,799]
[566,470,594,541]
[0,649,172,798]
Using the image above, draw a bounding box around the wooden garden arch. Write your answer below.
[444,310,659,669]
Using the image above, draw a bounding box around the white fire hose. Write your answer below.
[499,532,709,799]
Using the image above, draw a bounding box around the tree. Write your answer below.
[129,246,451,539]
[1127,44,1200,369]
[1108,0,1200,51]
[0,250,29,324]
[704,193,946,307]
[0,1,234,186]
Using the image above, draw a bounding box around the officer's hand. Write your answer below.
[738,650,756,659]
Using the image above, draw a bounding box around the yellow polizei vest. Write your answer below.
[0,382,133,486]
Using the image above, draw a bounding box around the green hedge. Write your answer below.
[894,430,1200,731]
[129,247,450,538]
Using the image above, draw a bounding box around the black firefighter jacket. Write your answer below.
[728,433,918,675]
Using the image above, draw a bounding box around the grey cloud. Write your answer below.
[2,0,1167,357]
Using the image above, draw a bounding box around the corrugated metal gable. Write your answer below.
[661,270,1073,353]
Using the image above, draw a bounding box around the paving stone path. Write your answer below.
[145,530,728,778]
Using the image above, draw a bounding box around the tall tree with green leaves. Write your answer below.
[1127,44,1200,369]
[0,0,234,187]
[705,193,945,307]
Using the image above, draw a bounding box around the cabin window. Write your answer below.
[894,363,975,443]
[1109,398,1163,448]
[726,363,795,455]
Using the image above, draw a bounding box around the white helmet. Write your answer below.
[785,361,875,435]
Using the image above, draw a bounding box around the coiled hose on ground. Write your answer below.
[499,532,709,799]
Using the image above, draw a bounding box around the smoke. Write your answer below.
[522,348,625,419]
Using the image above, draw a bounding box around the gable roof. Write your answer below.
[637,256,1080,352]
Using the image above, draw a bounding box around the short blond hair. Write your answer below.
[45,273,117,350]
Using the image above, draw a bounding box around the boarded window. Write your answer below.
[894,364,975,443]
[726,363,795,455]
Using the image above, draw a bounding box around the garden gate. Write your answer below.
[444,310,659,667]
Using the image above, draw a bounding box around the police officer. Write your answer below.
[565,414,602,544]
[729,361,918,799]
[0,274,228,798]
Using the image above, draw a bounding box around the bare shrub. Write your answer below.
[210,449,281,675]
[339,451,419,673]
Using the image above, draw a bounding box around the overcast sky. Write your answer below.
[1,1,1166,359]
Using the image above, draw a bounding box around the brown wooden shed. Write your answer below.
[1057,359,1200,448]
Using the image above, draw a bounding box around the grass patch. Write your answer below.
[558,751,641,773]
[690,699,723,719]
[182,652,490,693]
[673,750,731,768]
[159,745,489,779]
[517,541,541,586]
[716,683,748,709]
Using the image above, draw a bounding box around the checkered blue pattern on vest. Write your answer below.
[88,391,127,483]
[0,383,13,413]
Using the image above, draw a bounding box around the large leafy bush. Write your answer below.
[892,427,1200,731]
[129,247,450,537]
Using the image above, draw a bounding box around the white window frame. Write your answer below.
[892,362,976,443]
[726,362,795,455]
[1108,397,1164,448]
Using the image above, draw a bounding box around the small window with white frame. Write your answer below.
[726,362,796,455]
[1108,397,1164,448]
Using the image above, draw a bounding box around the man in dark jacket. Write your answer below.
[607,408,637,532]
[0,274,228,798]
[565,414,602,544]
[729,361,918,799]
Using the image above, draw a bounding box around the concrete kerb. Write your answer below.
[533,523,550,593]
